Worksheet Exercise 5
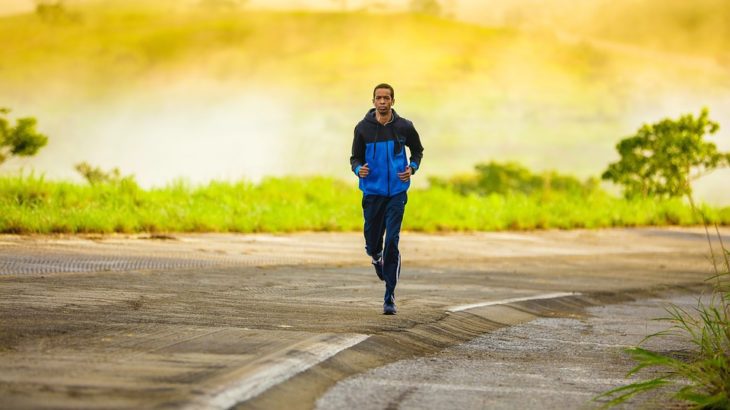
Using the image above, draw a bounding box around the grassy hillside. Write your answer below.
[2,1,673,104]
[0,4,534,94]
[1,1,727,93]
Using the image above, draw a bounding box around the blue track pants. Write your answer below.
[362,191,407,304]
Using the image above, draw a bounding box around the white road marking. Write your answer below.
[193,333,369,410]
[448,292,579,312]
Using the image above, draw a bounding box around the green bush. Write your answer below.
[428,161,597,197]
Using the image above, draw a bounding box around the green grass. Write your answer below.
[595,234,730,409]
[0,175,361,233]
[1,174,728,234]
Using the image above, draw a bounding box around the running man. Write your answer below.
[350,83,424,315]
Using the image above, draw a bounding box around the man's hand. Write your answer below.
[358,163,370,178]
[397,166,412,182]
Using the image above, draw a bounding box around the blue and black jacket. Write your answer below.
[350,108,424,197]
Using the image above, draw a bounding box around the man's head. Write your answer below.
[372,83,394,115]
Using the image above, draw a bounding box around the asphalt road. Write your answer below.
[0,228,727,409]
[316,291,702,410]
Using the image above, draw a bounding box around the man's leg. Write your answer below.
[370,219,388,281]
[382,191,407,309]
[362,194,387,262]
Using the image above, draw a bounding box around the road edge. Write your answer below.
[233,282,708,410]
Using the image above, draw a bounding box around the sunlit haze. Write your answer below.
[1,0,729,204]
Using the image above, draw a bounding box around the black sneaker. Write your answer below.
[383,302,397,315]
[372,257,384,281]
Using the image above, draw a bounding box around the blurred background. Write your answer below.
[1,0,728,203]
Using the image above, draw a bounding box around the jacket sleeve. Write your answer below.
[350,125,365,175]
[406,122,424,172]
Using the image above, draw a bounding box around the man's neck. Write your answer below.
[376,110,392,125]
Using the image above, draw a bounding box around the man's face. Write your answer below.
[372,88,394,115]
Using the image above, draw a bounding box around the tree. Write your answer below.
[35,1,81,24]
[602,108,730,199]
[0,108,49,166]
[74,161,136,186]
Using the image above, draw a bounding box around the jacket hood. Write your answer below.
[363,108,400,124]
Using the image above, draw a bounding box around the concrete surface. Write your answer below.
[317,292,703,410]
[0,228,727,409]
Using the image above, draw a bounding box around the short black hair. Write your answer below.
[373,83,394,99]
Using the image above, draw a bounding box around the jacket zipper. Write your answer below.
[387,125,393,196]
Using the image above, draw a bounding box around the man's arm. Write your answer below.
[406,122,424,174]
[350,126,365,176]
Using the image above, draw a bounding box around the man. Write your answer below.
[350,83,424,315]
